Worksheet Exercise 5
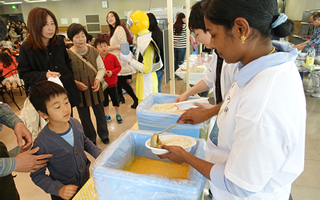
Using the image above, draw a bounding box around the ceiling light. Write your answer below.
[4,2,22,4]
[25,0,47,2]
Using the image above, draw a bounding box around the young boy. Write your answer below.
[86,34,94,46]
[94,38,123,124]
[28,81,102,200]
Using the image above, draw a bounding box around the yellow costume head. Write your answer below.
[127,10,149,36]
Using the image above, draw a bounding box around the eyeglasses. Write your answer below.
[127,18,133,28]
[106,15,114,21]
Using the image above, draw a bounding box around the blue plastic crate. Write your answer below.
[136,93,208,138]
[92,129,207,200]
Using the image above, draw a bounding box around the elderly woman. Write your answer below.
[67,23,109,145]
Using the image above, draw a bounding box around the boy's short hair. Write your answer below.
[29,81,68,115]
[189,2,206,32]
[87,34,93,43]
[94,37,107,47]
[14,40,20,45]
[312,12,320,21]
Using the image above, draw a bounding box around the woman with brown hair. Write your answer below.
[107,11,138,108]
[18,7,80,108]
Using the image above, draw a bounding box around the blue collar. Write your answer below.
[235,43,298,88]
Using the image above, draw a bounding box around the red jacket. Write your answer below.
[101,53,121,88]
[0,56,18,78]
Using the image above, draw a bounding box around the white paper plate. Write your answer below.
[145,135,197,155]
[175,98,209,111]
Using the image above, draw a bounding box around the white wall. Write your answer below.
[286,0,320,20]
[6,0,319,25]
[18,0,197,27]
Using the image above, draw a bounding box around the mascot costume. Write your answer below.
[121,10,162,102]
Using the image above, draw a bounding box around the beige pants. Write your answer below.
[1,74,23,86]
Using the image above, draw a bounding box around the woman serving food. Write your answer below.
[159,0,306,199]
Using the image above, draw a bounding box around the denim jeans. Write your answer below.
[156,69,164,92]
[174,48,186,71]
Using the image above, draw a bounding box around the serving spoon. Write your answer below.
[150,123,180,148]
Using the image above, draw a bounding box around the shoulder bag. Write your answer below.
[70,48,108,90]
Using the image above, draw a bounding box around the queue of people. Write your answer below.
[1,6,166,200]
[0,0,310,199]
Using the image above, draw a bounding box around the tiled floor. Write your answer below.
[1,75,319,200]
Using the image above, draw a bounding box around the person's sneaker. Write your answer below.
[306,87,316,93]
[306,89,316,93]
[102,138,110,144]
[311,93,320,98]
[106,115,112,122]
[116,114,123,124]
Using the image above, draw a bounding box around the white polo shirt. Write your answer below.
[207,43,306,199]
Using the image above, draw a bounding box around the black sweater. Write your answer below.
[18,38,81,107]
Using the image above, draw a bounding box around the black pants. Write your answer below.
[103,86,119,107]
[0,142,20,200]
[117,75,138,102]
[76,102,109,143]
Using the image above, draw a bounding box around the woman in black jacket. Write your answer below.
[18,7,80,108]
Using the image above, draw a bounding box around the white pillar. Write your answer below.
[185,0,191,90]
[167,0,175,94]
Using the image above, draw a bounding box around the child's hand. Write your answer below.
[58,185,78,200]
[106,46,110,52]
[46,71,61,79]
[106,70,112,77]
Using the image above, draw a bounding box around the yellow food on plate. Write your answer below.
[124,157,189,179]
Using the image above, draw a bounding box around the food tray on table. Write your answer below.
[137,93,211,139]
[92,129,207,200]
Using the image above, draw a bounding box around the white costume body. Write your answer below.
[206,48,306,199]
[130,32,162,102]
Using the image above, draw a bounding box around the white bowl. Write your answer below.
[298,52,307,59]
[175,98,209,111]
[145,135,197,155]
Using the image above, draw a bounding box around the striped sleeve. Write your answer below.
[0,103,22,131]
[173,24,187,48]
[0,157,17,177]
